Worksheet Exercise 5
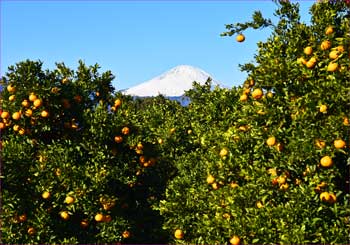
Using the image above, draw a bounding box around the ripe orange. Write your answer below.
[328,193,337,204]
[325,26,334,35]
[33,99,43,107]
[319,104,327,113]
[18,214,27,222]
[212,182,219,190]
[315,139,326,149]
[65,196,75,204]
[1,111,10,119]
[306,59,316,69]
[320,155,333,168]
[304,46,313,55]
[256,201,264,208]
[114,135,123,143]
[80,219,89,228]
[239,94,248,102]
[8,95,16,102]
[320,40,331,50]
[12,112,21,120]
[61,77,69,84]
[121,126,130,135]
[27,227,36,236]
[7,84,16,93]
[236,34,245,42]
[320,192,330,202]
[251,88,263,99]
[336,45,345,53]
[122,230,131,239]
[329,50,339,60]
[266,136,276,146]
[114,99,122,107]
[41,110,49,118]
[21,99,30,107]
[60,211,70,221]
[297,57,307,65]
[13,125,20,131]
[73,95,82,103]
[327,62,338,72]
[343,117,349,126]
[277,176,286,185]
[0,122,5,130]
[19,128,26,135]
[25,109,33,117]
[29,93,37,102]
[206,174,215,184]
[174,229,184,239]
[334,139,346,149]
[229,235,240,245]
[42,191,51,199]
[95,213,104,222]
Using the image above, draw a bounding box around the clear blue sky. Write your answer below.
[1,1,314,90]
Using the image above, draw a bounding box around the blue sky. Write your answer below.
[1,1,314,90]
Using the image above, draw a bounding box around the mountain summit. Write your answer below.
[123,65,222,97]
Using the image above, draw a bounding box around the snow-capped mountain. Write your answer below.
[123,65,223,97]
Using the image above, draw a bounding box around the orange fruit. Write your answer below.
[328,193,337,204]
[21,99,30,107]
[73,95,82,103]
[206,174,215,184]
[230,182,239,188]
[18,128,26,135]
[320,155,333,168]
[315,139,326,149]
[104,215,112,222]
[60,211,70,221]
[229,235,240,245]
[256,201,264,208]
[239,94,248,102]
[27,227,36,236]
[41,110,49,118]
[7,84,16,93]
[8,95,16,102]
[304,46,313,55]
[334,139,346,149]
[212,182,219,190]
[65,196,75,204]
[320,192,330,202]
[14,125,21,131]
[297,57,307,65]
[279,183,289,191]
[251,88,263,99]
[12,112,21,120]
[51,87,59,94]
[336,45,345,53]
[277,176,286,185]
[0,122,6,129]
[18,214,27,222]
[114,135,123,143]
[114,99,122,107]
[319,104,327,113]
[121,127,130,135]
[306,58,316,68]
[343,117,349,126]
[266,136,276,146]
[122,230,131,239]
[327,62,338,72]
[80,219,89,228]
[33,99,43,107]
[25,109,33,117]
[174,229,184,239]
[236,34,245,42]
[325,26,334,35]
[320,40,331,50]
[95,213,104,222]
[42,191,51,199]
[1,111,10,119]
[329,50,339,60]
[29,93,37,102]
[61,78,69,84]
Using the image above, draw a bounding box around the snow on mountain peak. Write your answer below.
[123,65,222,97]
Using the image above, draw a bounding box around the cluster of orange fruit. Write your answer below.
[298,26,345,72]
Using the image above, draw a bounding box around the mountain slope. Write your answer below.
[123,65,223,97]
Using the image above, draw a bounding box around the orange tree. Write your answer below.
[0,60,173,243]
[158,0,350,244]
